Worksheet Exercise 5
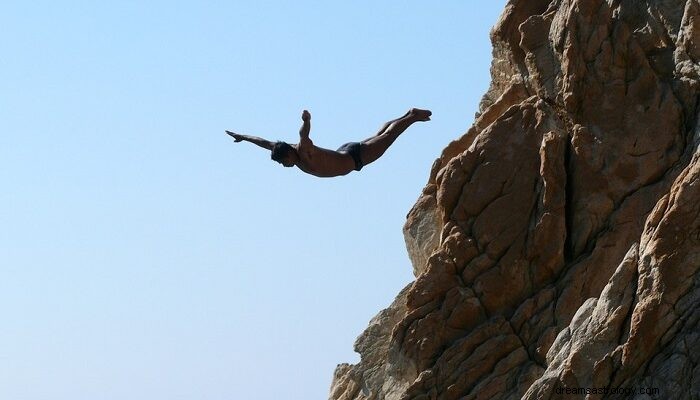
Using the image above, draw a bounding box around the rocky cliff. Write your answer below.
[330,0,700,399]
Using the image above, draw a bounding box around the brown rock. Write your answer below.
[331,1,700,399]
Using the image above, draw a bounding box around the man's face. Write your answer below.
[279,155,295,167]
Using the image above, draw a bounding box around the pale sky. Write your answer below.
[1,1,507,399]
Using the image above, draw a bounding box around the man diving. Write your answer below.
[225,108,432,178]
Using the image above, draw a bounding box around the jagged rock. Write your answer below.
[404,186,441,277]
[331,1,700,399]
[329,285,412,400]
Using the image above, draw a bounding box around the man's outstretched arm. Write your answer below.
[226,131,274,150]
[299,110,312,147]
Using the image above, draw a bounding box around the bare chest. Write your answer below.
[297,146,355,177]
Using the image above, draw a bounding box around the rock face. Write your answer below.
[330,0,700,399]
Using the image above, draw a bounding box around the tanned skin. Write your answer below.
[226,108,431,178]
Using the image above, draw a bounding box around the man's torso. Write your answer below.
[294,143,356,177]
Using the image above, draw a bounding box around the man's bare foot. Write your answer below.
[409,108,432,121]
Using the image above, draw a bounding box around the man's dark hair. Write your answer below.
[271,141,295,162]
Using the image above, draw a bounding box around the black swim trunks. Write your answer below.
[337,142,364,171]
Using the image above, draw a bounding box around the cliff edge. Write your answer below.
[330,1,700,399]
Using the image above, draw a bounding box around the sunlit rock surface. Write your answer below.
[331,1,700,399]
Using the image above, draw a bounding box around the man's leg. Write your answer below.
[359,108,431,165]
[370,109,412,138]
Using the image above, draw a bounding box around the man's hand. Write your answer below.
[302,110,311,122]
[226,130,244,142]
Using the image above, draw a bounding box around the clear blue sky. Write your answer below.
[1,1,507,399]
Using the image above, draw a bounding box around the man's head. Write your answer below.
[270,141,298,167]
